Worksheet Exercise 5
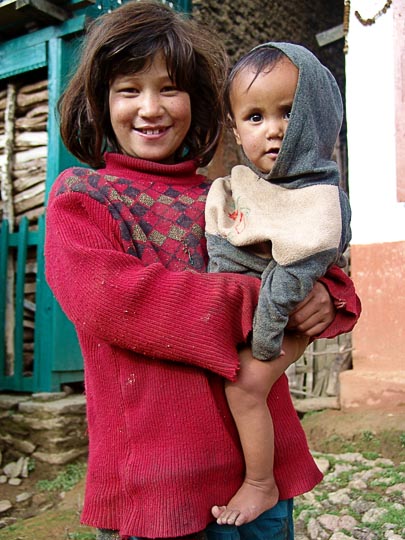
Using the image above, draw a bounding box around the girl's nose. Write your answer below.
[138,92,163,117]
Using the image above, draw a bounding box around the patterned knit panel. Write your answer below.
[56,168,210,272]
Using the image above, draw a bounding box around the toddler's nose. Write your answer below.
[266,119,284,139]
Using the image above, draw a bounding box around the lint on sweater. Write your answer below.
[205,42,352,361]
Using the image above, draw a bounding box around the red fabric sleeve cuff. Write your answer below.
[317,265,362,339]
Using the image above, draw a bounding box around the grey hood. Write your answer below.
[245,41,343,186]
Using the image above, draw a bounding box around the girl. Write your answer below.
[45,2,361,539]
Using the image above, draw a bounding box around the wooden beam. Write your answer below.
[16,0,71,22]
[1,84,16,228]
[1,85,16,376]
[316,24,344,47]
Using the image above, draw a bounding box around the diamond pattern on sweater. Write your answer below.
[57,168,208,271]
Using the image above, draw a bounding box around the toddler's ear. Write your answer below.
[226,113,241,145]
[229,116,242,146]
[232,126,242,146]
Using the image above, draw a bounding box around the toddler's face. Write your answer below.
[230,57,298,174]
[109,52,192,164]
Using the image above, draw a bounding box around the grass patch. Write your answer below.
[0,510,94,540]
[363,451,380,460]
[361,430,375,442]
[365,505,405,534]
[36,462,87,493]
[65,532,97,539]
[370,465,405,488]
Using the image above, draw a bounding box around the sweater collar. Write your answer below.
[99,153,204,185]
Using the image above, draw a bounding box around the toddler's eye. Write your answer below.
[248,113,262,123]
[283,110,292,121]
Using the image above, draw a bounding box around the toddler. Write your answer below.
[206,42,351,526]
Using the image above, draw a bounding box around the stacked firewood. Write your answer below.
[0,86,5,222]
[0,80,49,225]
[0,79,48,378]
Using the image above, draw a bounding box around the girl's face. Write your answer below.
[109,53,192,164]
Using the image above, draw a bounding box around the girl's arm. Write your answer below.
[45,189,261,381]
[287,266,361,338]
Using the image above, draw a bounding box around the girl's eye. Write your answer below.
[248,113,262,123]
[161,85,178,94]
[283,109,292,121]
[119,87,139,95]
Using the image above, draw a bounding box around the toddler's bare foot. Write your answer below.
[211,478,279,526]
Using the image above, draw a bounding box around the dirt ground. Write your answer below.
[300,406,405,462]
[0,406,404,540]
[0,460,91,539]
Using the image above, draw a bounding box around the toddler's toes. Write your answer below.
[218,509,241,525]
[211,505,226,519]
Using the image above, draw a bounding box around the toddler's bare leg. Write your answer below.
[212,334,308,526]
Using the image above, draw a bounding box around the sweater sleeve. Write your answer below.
[317,265,362,339]
[45,189,261,381]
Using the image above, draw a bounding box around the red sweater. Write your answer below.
[45,153,360,538]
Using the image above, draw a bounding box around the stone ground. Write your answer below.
[0,406,404,540]
[294,451,405,540]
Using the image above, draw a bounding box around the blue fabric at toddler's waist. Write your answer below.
[100,499,294,540]
[205,499,294,540]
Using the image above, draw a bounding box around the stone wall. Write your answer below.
[191,0,347,182]
[0,393,87,466]
[192,0,344,66]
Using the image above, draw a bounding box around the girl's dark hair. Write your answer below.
[224,46,284,123]
[58,0,228,168]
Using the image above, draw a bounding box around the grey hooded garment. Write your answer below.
[205,42,351,361]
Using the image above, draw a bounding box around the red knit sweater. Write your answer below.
[45,153,360,538]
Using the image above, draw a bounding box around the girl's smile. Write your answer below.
[109,53,192,163]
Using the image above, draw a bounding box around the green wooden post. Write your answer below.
[13,218,28,381]
[0,220,39,391]
[34,31,85,392]
[0,221,9,378]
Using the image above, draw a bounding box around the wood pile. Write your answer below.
[0,79,48,377]
[0,79,48,226]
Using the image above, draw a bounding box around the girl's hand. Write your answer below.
[286,281,336,337]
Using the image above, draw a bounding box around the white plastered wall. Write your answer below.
[345,0,405,245]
